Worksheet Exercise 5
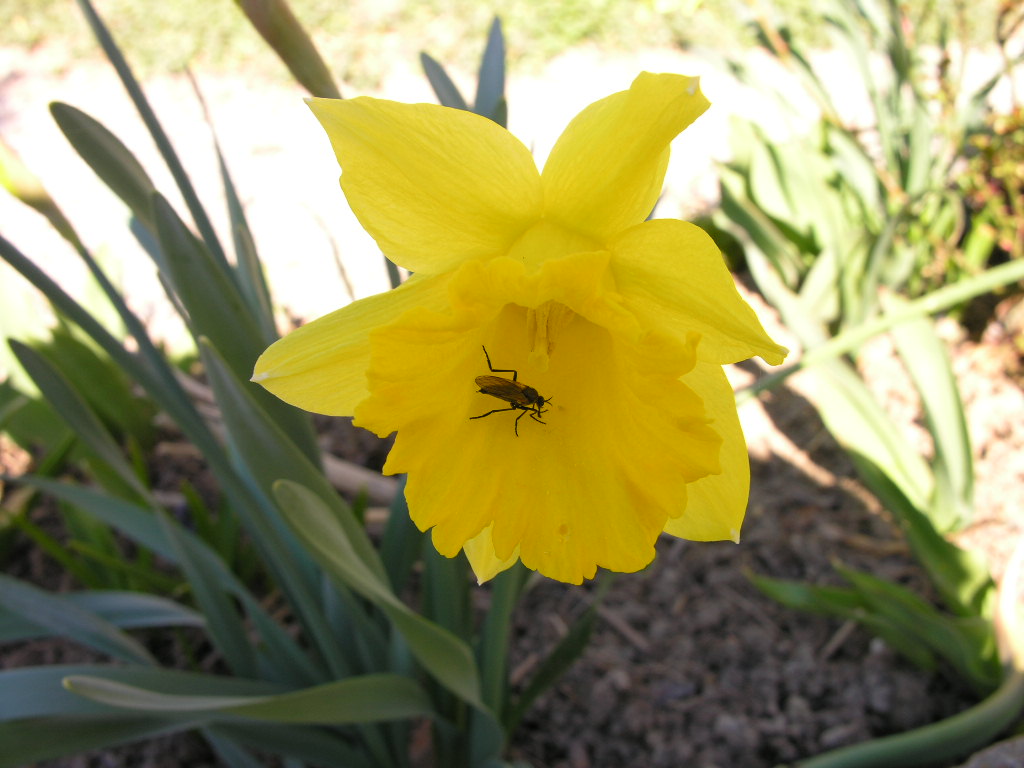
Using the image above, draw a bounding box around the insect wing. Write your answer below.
[476,375,532,406]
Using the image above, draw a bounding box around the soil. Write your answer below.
[2,32,1024,768]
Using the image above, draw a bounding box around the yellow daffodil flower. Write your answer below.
[253,72,788,584]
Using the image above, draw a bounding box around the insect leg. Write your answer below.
[514,409,530,437]
[481,345,519,381]
[470,406,521,421]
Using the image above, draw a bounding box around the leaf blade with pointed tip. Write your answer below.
[420,52,470,110]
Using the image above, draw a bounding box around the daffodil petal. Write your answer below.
[307,97,543,274]
[541,72,709,242]
[663,363,748,542]
[610,219,788,365]
[252,273,450,416]
[462,525,519,583]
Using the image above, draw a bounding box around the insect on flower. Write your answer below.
[470,346,551,437]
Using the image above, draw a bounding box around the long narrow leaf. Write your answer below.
[208,721,376,768]
[0,575,155,665]
[504,580,609,734]
[155,508,258,677]
[8,340,149,499]
[201,340,381,578]
[0,234,223,481]
[234,0,342,99]
[75,0,230,272]
[885,294,973,531]
[812,359,932,511]
[8,475,325,685]
[273,479,483,709]
[49,102,157,235]
[151,194,264,378]
[0,716,201,768]
[739,258,1024,401]
[1,664,284,721]
[420,52,470,110]
[474,17,506,125]
[0,591,203,643]
[200,342,358,678]
[66,672,434,724]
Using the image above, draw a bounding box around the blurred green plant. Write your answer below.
[714,0,1024,763]
[960,106,1024,262]
[0,3,600,766]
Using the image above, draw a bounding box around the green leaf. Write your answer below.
[36,323,155,444]
[75,0,230,272]
[201,340,380,578]
[811,359,933,511]
[0,135,80,247]
[885,295,973,531]
[151,193,264,381]
[8,339,150,500]
[49,102,157,234]
[474,17,506,126]
[504,579,608,733]
[199,342,361,679]
[8,475,325,686]
[750,571,938,672]
[423,541,471,641]
[476,564,529,719]
[152,200,321,463]
[0,715,201,768]
[203,730,266,768]
[234,0,342,99]
[217,145,276,345]
[66,672,434,724]
[836,564,1000,692]
[0,664,283,721]
[0,575,155,665]
[273,479,484,709]
[739,258,1024,402]
[208,721,376,767]
[0,591,203,642]
[862,467,995,619]
[0,232,223,480]
[155,508,259,677]
[749,573,866,614]
[420,52,470,110]
[380,475,425,592]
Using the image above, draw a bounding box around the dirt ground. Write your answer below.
[2,32,1024,768]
